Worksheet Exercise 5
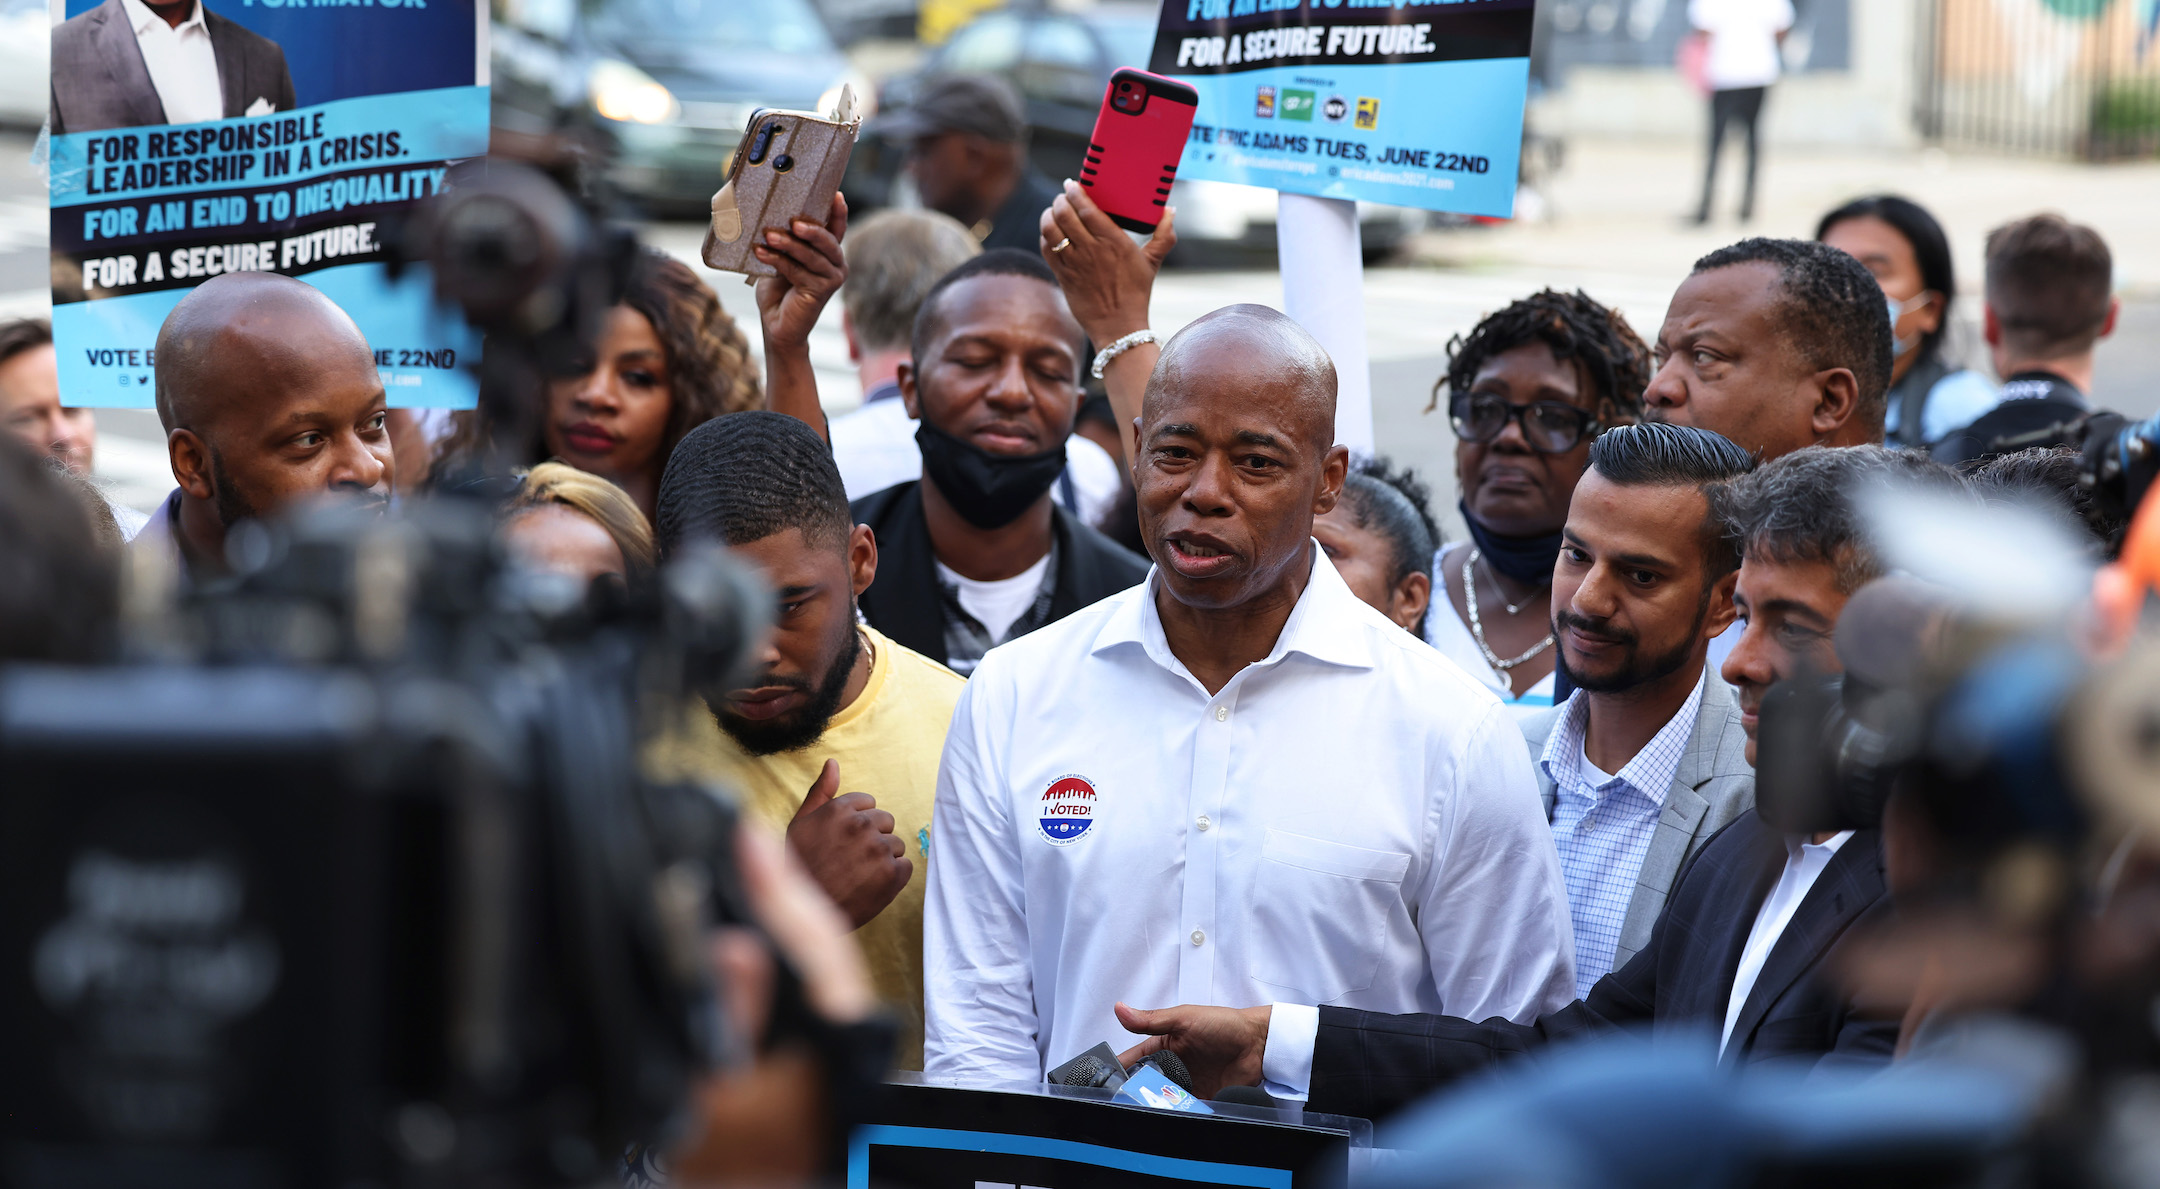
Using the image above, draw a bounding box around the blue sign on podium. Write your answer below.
[855,1077,1365,1189]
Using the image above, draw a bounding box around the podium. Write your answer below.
[854,1075,1369,1189]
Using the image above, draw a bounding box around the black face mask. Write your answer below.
[916,421,1068,530]
[1460,500,1563,586]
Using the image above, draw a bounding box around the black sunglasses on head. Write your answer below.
[1439,385,1604,454]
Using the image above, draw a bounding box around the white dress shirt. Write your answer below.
[1720,829,1853,1052]
[923,546,1577,1085]
[121,0,224,126]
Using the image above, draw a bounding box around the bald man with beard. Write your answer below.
[135,273,394,578]
[922,305,1574,1088]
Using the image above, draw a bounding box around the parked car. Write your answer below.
[491,0,870,215]
[851,3,1424,262]
[0,0,48,128]
[847,4,1156,211]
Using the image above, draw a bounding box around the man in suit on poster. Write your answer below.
[51,0,296,134]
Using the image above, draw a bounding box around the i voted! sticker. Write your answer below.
[1038,774,1097,846]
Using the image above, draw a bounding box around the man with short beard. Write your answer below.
[1531,423,1756,993]
[852,248,1148,676]
[136,272,394,579]
[650,411,964,1071]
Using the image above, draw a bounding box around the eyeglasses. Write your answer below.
[1443,389,1604,454]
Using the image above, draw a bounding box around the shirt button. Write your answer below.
[1196,814,1211,832]
[1191,929,1206,946]
[1213,705,1229,722]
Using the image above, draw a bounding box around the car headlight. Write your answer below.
[591,59,680,125]
[817,71,878,121]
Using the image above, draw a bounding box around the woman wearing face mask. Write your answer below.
[1817,195,1999,450]
[432,249,763,521]
[1426,291,1652,711]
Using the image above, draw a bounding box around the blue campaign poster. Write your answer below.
[1149,0,1534,219]
[48,0,488,407]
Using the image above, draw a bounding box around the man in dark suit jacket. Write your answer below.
[1302,814,1892,1120]
[852,248,1147,673]
[51,0,296,134]
[1114,811,1893,1120]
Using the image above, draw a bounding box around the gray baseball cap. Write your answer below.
[877,73,1030,144]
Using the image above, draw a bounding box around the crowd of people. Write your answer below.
[0,69,2143,1177]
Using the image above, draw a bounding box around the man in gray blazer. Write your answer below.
[51,0,296,135]
[1524,423,1758,994]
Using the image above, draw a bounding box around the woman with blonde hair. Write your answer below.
[500,461,656,591]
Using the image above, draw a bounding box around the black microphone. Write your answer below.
[1048,1043,1199,1099]
[1047,1042,1129,1091]
[1137,1049,1194,1093]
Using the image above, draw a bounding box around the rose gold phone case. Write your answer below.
[703,86,860,277]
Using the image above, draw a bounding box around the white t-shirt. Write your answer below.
[829,395,1124,530]
[1690,0,1795,90]
[935,551,1051,644]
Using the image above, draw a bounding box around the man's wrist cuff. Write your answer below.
[1259,1002,1319,1102]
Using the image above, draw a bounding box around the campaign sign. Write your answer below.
[855,1080,1352,1189]
[48,0,488,408]
[1149,0,1533,218]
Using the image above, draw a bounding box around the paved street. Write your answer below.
[9,127,2157,532]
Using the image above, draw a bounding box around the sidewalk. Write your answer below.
[1422,137,2160,298]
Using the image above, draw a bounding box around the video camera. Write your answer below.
[385,158,641,495]
[2080,411,2160,530]
[0,500,770,1186]
[1753,574,2098,854]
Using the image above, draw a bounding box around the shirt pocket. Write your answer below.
[1247,828,1413,1003]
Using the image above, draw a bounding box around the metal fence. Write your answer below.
[1915,0,2160,158]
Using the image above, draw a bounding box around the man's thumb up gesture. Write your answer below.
[785,759,913,929]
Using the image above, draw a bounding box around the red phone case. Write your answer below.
[1081,68,1199,234]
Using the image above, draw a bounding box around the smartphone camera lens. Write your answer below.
[746,121,781,165]
[772,153,794,173]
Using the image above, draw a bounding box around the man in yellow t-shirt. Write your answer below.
[652,412,964,1069]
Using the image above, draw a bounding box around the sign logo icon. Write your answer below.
[1255,84,1276,118]
[1279,88,1316,122]
[1354,96,1380,130]
[1322,94,1349,123]
[1038,774,1098,846]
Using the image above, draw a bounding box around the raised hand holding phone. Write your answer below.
[1078,69,1198,235]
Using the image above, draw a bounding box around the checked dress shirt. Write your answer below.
[1540,672,1706,997]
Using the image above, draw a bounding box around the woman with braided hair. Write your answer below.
[1426,289,1652,712]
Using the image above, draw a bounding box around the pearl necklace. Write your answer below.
[1462,548,1554,671]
